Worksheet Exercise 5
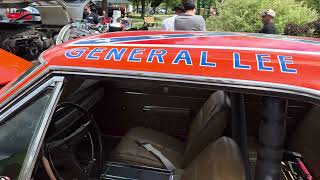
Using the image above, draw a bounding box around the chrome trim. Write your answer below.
[18,77,64,180]
[49,65,320,103]
[2,61,320,110]
[2,58,320,114]
[55,23,72,45]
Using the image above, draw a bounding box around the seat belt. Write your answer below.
[136,141,176,171]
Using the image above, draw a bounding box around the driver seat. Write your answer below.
[181,137,246,180]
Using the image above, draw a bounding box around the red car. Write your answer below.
[7,8,31,20]
[0,31,320,180]
[6,7,39,21]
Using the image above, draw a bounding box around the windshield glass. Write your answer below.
[0,90,53,179]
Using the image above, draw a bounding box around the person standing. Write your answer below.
[174,0,206,31]
[0,9,8,22]
[259,9,277,34]
[84,5,99,24]
[161,4,185,31]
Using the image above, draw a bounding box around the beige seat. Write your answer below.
[110,90,230,169]
[288,106,320,179]
[181,137,246,180]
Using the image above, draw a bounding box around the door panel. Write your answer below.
[95,81,214,138]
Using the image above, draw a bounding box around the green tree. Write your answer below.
[206,0,318,34]
[300,0,320,13]
[141,0,146,17]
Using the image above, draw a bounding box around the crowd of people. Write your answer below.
[83,0,277,34]
[161,0,277,34]
[161,1,206,31]
[83,3,133,31]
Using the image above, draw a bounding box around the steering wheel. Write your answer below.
[39,102,103,180]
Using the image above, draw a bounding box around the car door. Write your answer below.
[0,76,64,180]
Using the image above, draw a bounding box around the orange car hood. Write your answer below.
[0,49,32,87]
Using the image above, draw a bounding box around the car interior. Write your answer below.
[30,76,320,180]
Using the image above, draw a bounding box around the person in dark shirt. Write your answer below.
[84,5,99,24]
[259,9,276,34]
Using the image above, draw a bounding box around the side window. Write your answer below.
[0,90,53,179]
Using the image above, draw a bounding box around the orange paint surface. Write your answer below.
[1,31,320,103]
[0,48,31,86]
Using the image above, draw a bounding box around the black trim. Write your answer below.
[230,93,251,180]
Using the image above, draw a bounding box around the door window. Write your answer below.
[0,90,54,179]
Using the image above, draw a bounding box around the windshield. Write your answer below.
[0,90,53,179]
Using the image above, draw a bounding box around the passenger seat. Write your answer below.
[110,90,230,169]
[181,137,246,180]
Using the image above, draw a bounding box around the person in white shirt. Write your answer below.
[161,4,185,31]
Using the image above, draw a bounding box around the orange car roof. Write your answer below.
[40,31,320,92]
[0,49,32,86]
[3,31,320,106]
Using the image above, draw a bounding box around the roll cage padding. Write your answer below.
[255,97,287,180]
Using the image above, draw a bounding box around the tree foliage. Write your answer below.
[284,20,320,37]
[300,0,320,13]
[206,0,319,34]
[151,0,163,7]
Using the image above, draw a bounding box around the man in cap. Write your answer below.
[161,4,185,31]
[174,0,206,31]
[259,9,277,34]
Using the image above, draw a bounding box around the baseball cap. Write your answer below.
[261,9,276,17]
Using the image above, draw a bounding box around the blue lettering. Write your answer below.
[86,48,106,60]
[105,48,127,61]
[278,56,297,74]
[200,51,216,67]
[172,50,193,65]
[147,49,166,63]
[65,48,88,59]
[128,48,145,62]
[233,52,251,69]
[256,54,273,71]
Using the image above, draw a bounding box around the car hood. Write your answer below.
[0,49,32,87]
